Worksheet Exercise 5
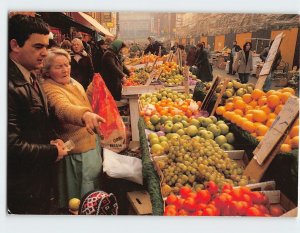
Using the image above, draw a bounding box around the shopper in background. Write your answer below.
[233,41,253,84]
[171,42,179,53]
[75,32,92,57]
[101,39,130,101]
[228,40,241,75]
[144,36,165,55]
[186,45,197,67]
[174,44,187,65]
[260,40,282,92]
[8,14,68,214]
[93,39,109,74]
[70,38,94,90]
[42,48,105,211]
[60,39,72,53]
[195,42,213,82]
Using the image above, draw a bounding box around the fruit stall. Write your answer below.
[134,78,299,217]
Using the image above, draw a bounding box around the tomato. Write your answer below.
[250,192,266,205]
[242,193,252,204]
[191,210,203,216]
[202,206,219,216]
[230,189,243,201]
[246,207,263,216]
[179,186,192,198]
[255,204,270,215]
[177,209,189,216]
[175,198,185,209]
[239,186,251,194]
[164,205,177,216]
[166,194,178,206]
[195,203,207,210]
[222,183,233,193]
[187,192,197,199]
[269,205,284,217]
[183,197,197,212]
[205,181,219,195]
[214,193,232,210]
[195,190,211,204]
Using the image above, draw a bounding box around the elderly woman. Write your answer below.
[41,48,105,210]
[233,42,253,84]
[101,39,130,101]
[70,38,94,90]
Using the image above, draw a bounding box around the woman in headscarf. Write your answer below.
[101,39,130,101]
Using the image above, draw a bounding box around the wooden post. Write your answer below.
[255,32,284,90]
[210,78,230,116]
[183,66,190,94]
[201,76,220,111]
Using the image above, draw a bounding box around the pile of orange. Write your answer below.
[216,87,299,151]
[160,62,178,74]
[140,54,158,64]
[141,99,202,121]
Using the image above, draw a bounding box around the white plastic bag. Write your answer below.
[103,148,143,185]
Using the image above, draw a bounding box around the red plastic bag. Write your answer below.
[91,73,127,152]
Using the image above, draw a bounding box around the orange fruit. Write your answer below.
[289,126,299,138]
[256,125,269,136]
[280,92,293,104]
[245,113,254,121]
[260,105,272,115]
[249,100,258,108]
[223,111,235,120]
[251,132,257,137]
[291,136,299,149]
[216,106,226,116]
[284,135,291,144]
[274,104,283,114]
[225,102,235,111]
[234,100,246,110]
[268,113,277,119]
[258,97,267,106]
[232,96,243,103]
[281,87,295,95]
[242,121,256,133]
[267,94,281,109]
[237,117,247,128]
[244,105,254,113]
[234,109,244,116]
[280,144,292,153]
[252,110,268,123]
[266,90,276,97]
[251,89,265,100]
[293,118,299,127]
[242,94,252,104]
[266,118,275,128]
[231,114,242,124]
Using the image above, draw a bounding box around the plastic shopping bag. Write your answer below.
[91,73,127,152]
[103,148,143,185]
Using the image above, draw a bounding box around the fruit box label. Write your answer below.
[253,95,299,165]
[261,190,280,204]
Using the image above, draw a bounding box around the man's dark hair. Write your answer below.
[9,14,49,51]
[178,45,185,50]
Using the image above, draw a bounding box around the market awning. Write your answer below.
[71,12,114,37]
[37,12,94,35]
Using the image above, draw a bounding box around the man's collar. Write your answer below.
[9,58,31,84]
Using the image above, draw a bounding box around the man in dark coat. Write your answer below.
[195,43,213,82]
[228,41,242,75]
[8,14,68,214]
[93,39,108,74]
[101,39,130,101]
[144,36,165,55]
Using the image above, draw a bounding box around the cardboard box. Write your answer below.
[127,191,152,215]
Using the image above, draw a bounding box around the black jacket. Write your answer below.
[93,47,106,73]
[195,48,213,82]
[70,51,94,90]
[101,49,130,101]
[7,59,58,212]
[144,41,166,55]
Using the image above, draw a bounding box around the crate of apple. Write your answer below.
[164,182,285,216]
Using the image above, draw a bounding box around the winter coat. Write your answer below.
[70,50,94,90]
[7,59,58,212]
[93,47,106,73]
[186,48,197,66]
[233,50,253,74]
[101,48,130,101]
[195,48,213,82]
[144,41,162,55]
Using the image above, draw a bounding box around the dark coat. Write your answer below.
[195,48,213,82]
[7,59,58,213]
[93,47,106,73]
[144,41,161,55]
[101,49,130,101]
[186,48,197,66]
[70,51,94,90]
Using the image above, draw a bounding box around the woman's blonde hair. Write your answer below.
[42,48,71,78]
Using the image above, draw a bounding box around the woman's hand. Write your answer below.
[82,111,106,135]
[121,76,127,84]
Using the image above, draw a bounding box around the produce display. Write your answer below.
[124,69,151,86]
[164,184,285,216]
[215,87,299,153]
[125,54,165,66]
[151,136,254,198]
[216,79,255,99]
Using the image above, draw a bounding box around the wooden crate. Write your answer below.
[127,191,152,215]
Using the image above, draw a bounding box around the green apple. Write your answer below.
[150,137,160,146]
[158,136,168,143]
[218,124,229,135]
[176,129,186,136]
[148,132,158,141]
[216,120,226,125]
[164,122,173,133]
[225,132,235,144]
[150,115,160,125]
[207,124,221,137]
[172,115,182,124]
[189,118,200,127]
[221,143,234,151]
[209,116,218,124]
[160,141,169,153]
[172,122,184,133]
[199,130,214,140]
[215,135,227,146]
[151,144,164,156]
[160,115,169,124]
[186,125,198,137]
[181,120,189,128]
[201,118,213,127]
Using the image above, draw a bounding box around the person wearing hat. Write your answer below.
[101,39,130,101]
[93,39,108,73]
